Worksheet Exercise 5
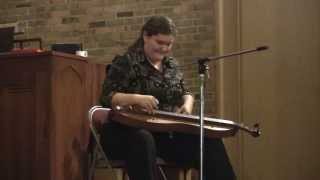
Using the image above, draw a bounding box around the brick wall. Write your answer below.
[0,0,217,115]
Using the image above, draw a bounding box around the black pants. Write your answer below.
[100,122,236,180]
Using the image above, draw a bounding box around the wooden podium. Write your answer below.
[0,51,105,180]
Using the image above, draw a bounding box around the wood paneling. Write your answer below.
[216,0,320,179]
[0,51,105,180]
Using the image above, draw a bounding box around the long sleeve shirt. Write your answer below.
[99,51,192,112]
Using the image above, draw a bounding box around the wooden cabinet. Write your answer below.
[0,51,105,180]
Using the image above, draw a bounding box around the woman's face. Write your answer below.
[143,33,174,63]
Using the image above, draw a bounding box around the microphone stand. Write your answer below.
[198,60,208,180]
[197,46,268,180]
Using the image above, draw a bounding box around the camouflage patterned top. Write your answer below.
[99,51,192,112]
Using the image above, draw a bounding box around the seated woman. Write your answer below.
[99,15,236,180]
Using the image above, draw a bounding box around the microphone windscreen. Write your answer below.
[256,46,269,51]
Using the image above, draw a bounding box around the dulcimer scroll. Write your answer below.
[107,107,261,138]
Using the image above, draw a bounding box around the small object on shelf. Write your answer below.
[51,43,82,55]
[14,38,43,50]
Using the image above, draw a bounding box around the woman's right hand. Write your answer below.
[112,93,159,114]
[131,94,159,114]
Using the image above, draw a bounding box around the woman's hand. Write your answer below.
[175,94,194,115]
[132,94,159,114]
[112,93,159,114]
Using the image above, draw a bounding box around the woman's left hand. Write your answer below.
[175,104,192,115]
[175,94,194,115]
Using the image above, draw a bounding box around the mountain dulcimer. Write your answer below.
[96,107,261,138]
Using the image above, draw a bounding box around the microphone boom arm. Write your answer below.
[198,46,269,64]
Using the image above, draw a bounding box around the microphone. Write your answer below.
[256,46,269,51]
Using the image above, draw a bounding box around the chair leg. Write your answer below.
[122,170,126,180]
[90,126,119,180]
[88,145,98,180]
[180,168,186,180]
[158,166,168,180]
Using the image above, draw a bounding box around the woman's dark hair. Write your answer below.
[128,16,176,53]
